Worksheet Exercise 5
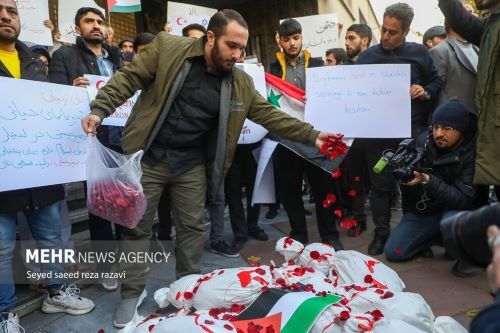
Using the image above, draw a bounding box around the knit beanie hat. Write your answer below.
[431,100,471,133]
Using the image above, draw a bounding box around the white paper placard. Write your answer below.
[0,77,90,192]
[58,0,105,44]
[18,0,53,46]
[84,74,140,127]
[167,1,216,37]
[251,139,278,205]
[305,64,411,138]
[235,63,268,144]
[281,14,339,58]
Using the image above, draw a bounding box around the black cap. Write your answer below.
[431,100,471,133]
[423,26,446,44]
[29,45,50,62]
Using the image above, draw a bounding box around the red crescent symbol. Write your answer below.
[176,17,185,25]
[96,80,105,89]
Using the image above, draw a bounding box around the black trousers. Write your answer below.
[157,187,172,238]
[225,146,261,241]
[350,139,400,236]
[274,145,339,241]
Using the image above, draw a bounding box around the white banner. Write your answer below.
[235,63,268,144]
[251,139,278,205]
[58,0,105,44]
[84,74,140,126]
[305,64,411,138]
[282,14,339,58]
[0,77,90,192]
[167,1,216,37]
[18,0,53,46]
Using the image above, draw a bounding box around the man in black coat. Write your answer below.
[385,100,477,268]
[0,1,94,329]
[49,6,123,292]
[353,3,443,255]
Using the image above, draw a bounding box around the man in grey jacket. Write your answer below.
[430,20,479,112]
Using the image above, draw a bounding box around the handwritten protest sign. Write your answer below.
[58,0,105,44]
[0,77,90,192]
[17,0,53,46]
[85,74,140,126]
[167,1,216,37]
[235,63,268,144]
[282,14,339,58]
[305,64,411,138]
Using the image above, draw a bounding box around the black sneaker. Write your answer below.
[452,260,482,277]
[368,233,389,255]
[210,241,240,258]
[265,209,278,219]
[248,228,269,241]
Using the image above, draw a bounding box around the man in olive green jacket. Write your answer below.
[81,9,332,328]
[439,0,500,187]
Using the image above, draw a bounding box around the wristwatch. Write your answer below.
[424,90,431,101]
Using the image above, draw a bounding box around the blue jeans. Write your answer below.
[0,200,64,312]
[384,211,460,262]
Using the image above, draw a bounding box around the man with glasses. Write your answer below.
[384,100,477,267]
[353,3,443,255]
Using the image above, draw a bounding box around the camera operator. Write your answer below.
[470,224,500,332]
[384,100,478,276]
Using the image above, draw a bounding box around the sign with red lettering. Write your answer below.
[84,75,140,126]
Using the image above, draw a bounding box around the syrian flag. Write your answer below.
[237,288,342,333]
[107,0,141,13]
[265,73,349,173]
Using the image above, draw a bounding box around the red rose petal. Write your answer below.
[347,190,357,197]
[331,169,342,179]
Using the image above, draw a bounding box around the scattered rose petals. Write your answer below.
[321,134,348,160]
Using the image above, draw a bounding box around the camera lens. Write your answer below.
[441,204,500,267]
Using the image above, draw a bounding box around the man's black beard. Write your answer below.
[211,39,234,73]
[0,31,19,44]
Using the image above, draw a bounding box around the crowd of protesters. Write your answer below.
[0,0,499,331]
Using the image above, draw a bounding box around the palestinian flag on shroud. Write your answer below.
[265,73,350,173]
[107,0,141,12]
[235,288,342,333]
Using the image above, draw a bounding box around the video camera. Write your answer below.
[372,138,431,182]
[441,204,500,267]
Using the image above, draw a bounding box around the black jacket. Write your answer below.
[49,37,123,148]
[0,40,65,213]
[356,42,444,137]
[49,36,122,85]
[401,112,477,215]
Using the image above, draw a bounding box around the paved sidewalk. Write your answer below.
[18,202,489,332]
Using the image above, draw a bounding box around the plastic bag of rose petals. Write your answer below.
[86,136,146,229]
